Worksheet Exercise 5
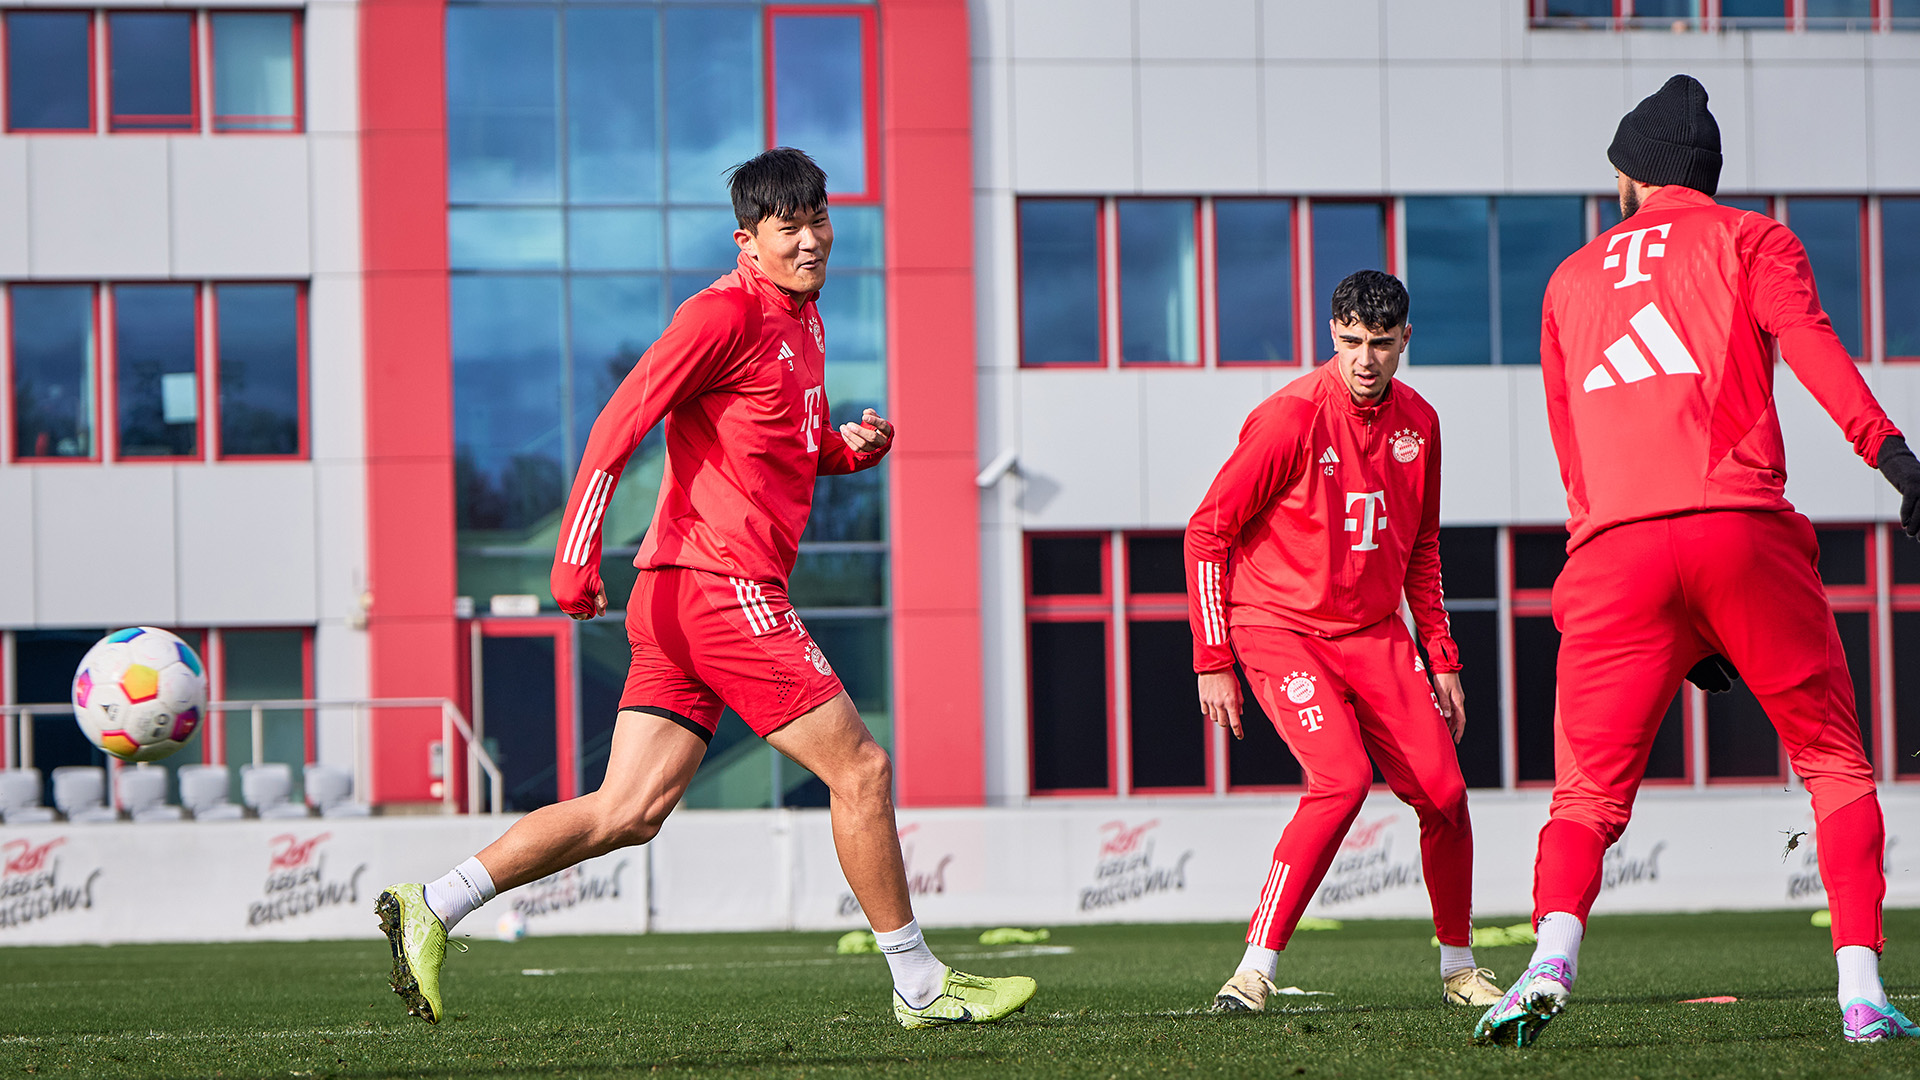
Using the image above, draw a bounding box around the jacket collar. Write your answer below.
[1319,359,1394,420]
[1635,186,1716,215]
[736,251,817,316]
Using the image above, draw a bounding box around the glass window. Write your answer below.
[1214,199,1293,364]
[667,207,743,270]
[211,13,297,132]
[1722,197,1772,216]
[1642,696,1688,780]
[1029,621,1110,792]
[1787,198,1864,357]
[566,7,659,204]
[809,616,890,748]
[568,209,663,272]
[1311,201,1386,352]
[1804,0,1872,27]
[15,631,112,796]
[578,619,629,795]
[772,14,868,196]
[1543,0,1611,16]
[1498,197,1586,366]
[829,206,884,270]
[1892,531,1920,585]
[482,633,560,811]
[1816,527,1868,586]
[453,276,567,556]
[1126,535,1186,595]
[1439,527,1497,600]
[1513,615,1560,783]
[1720,0,1789,22]
[569,275,666,591]
[1030,536,1104,596]
[10,284,96,460]
[664,6,761,204]
[6,12,91,132]
[1227,668,1297,787]
[113,284,200,459]
[1884,198,1920,359]
[1406,197,1491,366]
[108,12,196,132]
[1512,530,1570,591]
[804,470,885,544]
[1631,0,1701,22]
[1118,200,1199,366]
[1448,609,1502,789]
[449,208,565,271]
[790,549,887,609]
[1706,682,1781,778]
[446,7,559,204]
[815,272,885,423]
[1895,611,1920,775]
[220,628,309,801]
[1129,620,1206,789]
[1019,200,1102,365]
[1834,610,1874,766]
[216,284,302,458]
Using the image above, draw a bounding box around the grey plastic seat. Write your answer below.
[51,766,118,823]
[178,763,245,821]
[304,763,371,818]
[0,768,56,824]
[117,765,182,822]
[241,762,309,819]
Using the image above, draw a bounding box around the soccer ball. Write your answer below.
[71,627,208,762]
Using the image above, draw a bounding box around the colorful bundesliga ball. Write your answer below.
[71,627,208,763]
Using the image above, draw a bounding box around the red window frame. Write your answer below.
[1812,525,1882,780]
[763,5,879,203]
[211,281,310,461]
[1115,198,1203,369]
[208,9,305,135]
[1,10,97,134]
[1016,196,1109,368]
[105,8,202,134]
[1878,195,1920,363]
[6,282,104,464]
[1120,530,1220,795]
[1213,196,1301,368]
[106,281,206,463]
[1025,532,1118,796]
[476,616,580,802]
[204,625,313,768]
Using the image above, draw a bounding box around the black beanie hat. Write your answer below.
[1608,74,1721,196]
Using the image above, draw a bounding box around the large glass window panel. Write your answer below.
[216,284,302,458]
[830,206,884,270]
[15,631,112,801]
[569,274,668,592]
[1214,199,1293,364]
[1129,621,1207,790]
[453,276,567,546]
[108,12,195,132]
[668,208,745,270]
[578,620,627,795]
[1030,536,1103,596]
[6,12,91,131]
[1815,527,1868,586]
[809,617,890,747]
[449,208,565,270]
[1514,616,1560,782]
[803,470,885,543]
[11,285,96,459]
[1804,0,1872,27]
[1644,695,1687,780]
[565,6,659,204]
[220,629,308,801]
[211,13,297,132]
[1834,610,1874,766]
[1707,681,1781,778]
[1029,621,1110,792]
[1895,611,1920,775]
[1448,609,1502,789]
[446,7,559,203]
[1118,200,1199,366]
[1513,530,1571,591]
[1018,200,1102,365]
[665,6,761,204]
[482,634,559,811]
[1543,0,1611,16]
[772,15,867,194]
[1126,535,1185,595]
[1720,0,1789,22]
[1498,197,1586,366]
[1227,668,1297,787]
[1631,0,1701,22]
[816,273,885,424]
[1311,201,1386,352]
[1405,197,1491,366]
[790,550,886,608]
[1787,198,1864,356]
[114,284,200,459]
[1438,527,1497,600]
[568,209,664,272]
[1884,198,1920,359]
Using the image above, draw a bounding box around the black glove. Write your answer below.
[1685,654,1739,694]
[1878,435,1920,538]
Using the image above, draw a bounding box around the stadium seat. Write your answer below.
[304,763,371,817]
[241,763,310,819]
[117,765,183,822]
[0,768,56,824]
[178,764,246,821]
[51,766,118,823]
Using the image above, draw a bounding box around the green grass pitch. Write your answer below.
[3,911,1916,1078]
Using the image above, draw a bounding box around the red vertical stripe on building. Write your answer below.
[879,0,982,806]
[360,0,457,803]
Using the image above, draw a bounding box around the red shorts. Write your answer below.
[621,566,844,740]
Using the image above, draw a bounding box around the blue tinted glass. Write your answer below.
[212,13,296,131]
[668,207,742,269]
[1722,196,1771,216]
[447,8,558,203]
[1118,200,1198,366]
[570,274,666,551]
[10,285,95,458]
[1019,200,1102,365]
[566,7,659,203]
[569,209,664,271]
[1804,0,1871,23]
[1498,197,1585,366]
[1720,0,1787,20]
[1632,0,1700,19]
[772,15,866,194]
[817,272,884,422]
[1543,0,1611,14]
[1788,197,1864,357]
[1214,199,1293,363]
[670,273,719,310]
[665,7,761,204]
[449,207,564,270]
[1599,194,1623,232]
[1405,197,1491,366]
[452,276,566,533]
[6,13,90,131]
[1885,198,1920,358]
[1896,0,1920,17]
[1311,201,1386,348]
[804,471,884,543]
[829,206,882,269]
[114,284,199,458]
[109,12,195,131]
[216,284,301,457]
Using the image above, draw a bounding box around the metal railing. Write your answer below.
[0,697,503,815]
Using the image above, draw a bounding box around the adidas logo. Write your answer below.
[1319,447,1339,465]
[778,341,795,361]
[1583,301,1700,392]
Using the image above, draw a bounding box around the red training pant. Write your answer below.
[1537,510,1885,951]
[1233,616,1475,951]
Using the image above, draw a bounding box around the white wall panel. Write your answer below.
[171,139,312,277]
[1260,0,1380,62]
[1384,64,1506,192]
[175,465,318,624]
[1396,366,1513,524]
[1506,64,1630,193]
[1624,63,1754,194]
[1509,369,1569,523]
[1262,63,1384,192]
[1382,0,1510,62]
[1620,27,1747,66]
[1017,370,1143,526]
[0,468,36,624]
[1135,0,1257,61]
[1775,364,1889,521]
[971,0,1011,60]
[1869,65,1920,188]
[35,466,176,626]
[29,139,170,278]
[1008,0,1132,60]
[1138,64,1259,192]
[1749,64,1869,192]
[308,135,363,276]
[1010,63,1136,192]
[0,141,31,277]
[973,58,1014,191]
[307,276,366,461]
[304,0,361,136]
[1139,369,1266,526]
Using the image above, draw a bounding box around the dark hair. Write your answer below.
[1329,270,1408,330]
[727,147,828,230]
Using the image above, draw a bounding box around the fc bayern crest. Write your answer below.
[1390,428,1425,463]
[808,315,825,355]
[805,640,833,676]
[1284,671,1317,704]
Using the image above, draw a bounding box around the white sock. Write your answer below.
[423,856,496,932]
[1530,911,1584,984]
[1440,944,1478,978]
[1238,944,1280,981]
[874,918,945,1009]
[1837,945,1887,1008]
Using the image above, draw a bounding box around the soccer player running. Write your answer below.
[1476,75,1919,1048]
[1190,271,1503,1013]
[375,149,1036,1030]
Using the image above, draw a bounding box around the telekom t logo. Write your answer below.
[1344,491,1387,551]
[1298,705,1325,733]
[801,386,823,451]
[1603,223,1672,289]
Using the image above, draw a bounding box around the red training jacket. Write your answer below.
[1542,186,1900,552]
[550,252,888,616]
[1185,362,1458,675]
